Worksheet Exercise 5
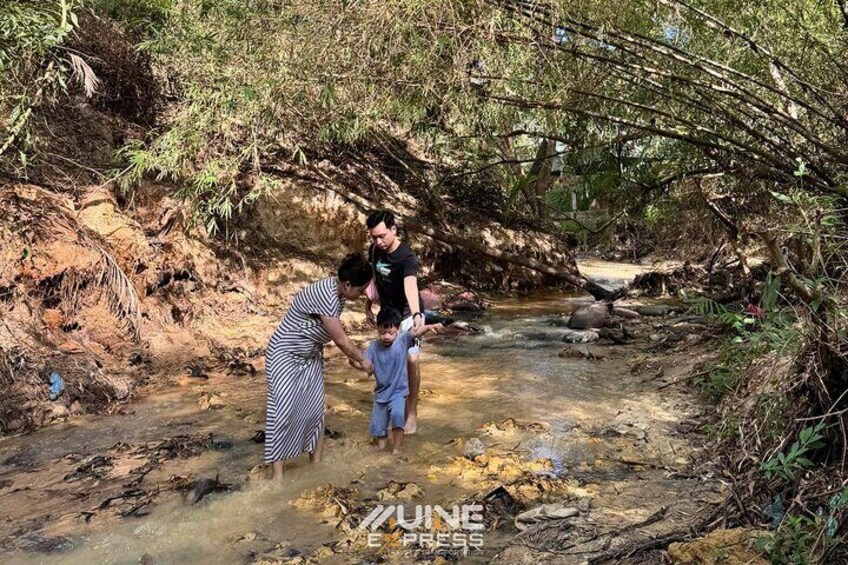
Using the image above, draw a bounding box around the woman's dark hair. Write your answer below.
[338,253,372,286]
[366,210,395,229]
[376,307,403,329]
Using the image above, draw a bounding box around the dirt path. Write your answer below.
[0,287,722,564]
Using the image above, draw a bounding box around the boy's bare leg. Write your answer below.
[391,427,404,454]
[405,353,420,434]
[309,424,325,463]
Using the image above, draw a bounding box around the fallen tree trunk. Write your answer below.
[281,164,619,300]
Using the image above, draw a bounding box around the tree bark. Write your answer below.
[528,138,557,220]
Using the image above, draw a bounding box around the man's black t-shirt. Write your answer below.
[369,242,423,317]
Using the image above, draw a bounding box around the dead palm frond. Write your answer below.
[6,187,142,343]
[49,214,142,344]
[96,245,141,342]
[68,53,100,98]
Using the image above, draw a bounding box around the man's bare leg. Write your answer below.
[391,427,404,454]
[405,353,420,434]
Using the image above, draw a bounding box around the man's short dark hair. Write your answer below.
[376,307,403,329]
[338,253,372,287]
[366,210,395,230]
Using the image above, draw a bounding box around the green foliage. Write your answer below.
[1,0,84,171]
[5,0,848,249]
[87,0,174,37]
[754,392,789,445]
[689,276,804,401]
[762,423,826,482]
[756,515,819,565]
[756,488,848,565]
[689,297,728,318]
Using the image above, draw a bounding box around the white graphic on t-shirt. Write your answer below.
[376,260,391,277]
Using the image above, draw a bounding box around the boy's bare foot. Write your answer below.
[371,438,387,450]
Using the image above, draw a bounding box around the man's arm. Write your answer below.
[364,297,377,327]
[403,275,423,328]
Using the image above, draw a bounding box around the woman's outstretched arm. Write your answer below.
[321,316,373,372]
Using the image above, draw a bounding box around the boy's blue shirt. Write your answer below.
[365,330,413,403]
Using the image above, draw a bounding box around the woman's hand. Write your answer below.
[349,356,373,375]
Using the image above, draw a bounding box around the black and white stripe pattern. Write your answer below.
[265,277,344,464]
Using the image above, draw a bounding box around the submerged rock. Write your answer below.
[463,438,486,460]
[376,481,423,501]
[562,329,600,343]
[420,288,443,310]
[558,347,603,360]
[247,464,268,482]
[446,290,486,312]
[198,393,225,410]
[612,306,641,319]
[515,503,580,531]
[18,534,73,554]
[292,484,359,519]
[633,304,679,317]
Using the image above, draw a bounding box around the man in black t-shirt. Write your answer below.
[365,210,424,434]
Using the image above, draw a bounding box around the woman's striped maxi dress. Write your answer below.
[265,277,344,463]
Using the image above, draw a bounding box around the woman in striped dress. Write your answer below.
[265,253,374,479]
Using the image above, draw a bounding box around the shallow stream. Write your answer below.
[0,261,710,564]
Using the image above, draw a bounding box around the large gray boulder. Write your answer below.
[567,302,613,329]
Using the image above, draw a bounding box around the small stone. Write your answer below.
[139,554,154,565]
[198,393,225,410]
[49,404,70,419]
[633,304,677,317]
[578,498,591,513]
[248,464,268,481]
[310,546,335,559]
[463,438,485,460]
[236,532,257,542]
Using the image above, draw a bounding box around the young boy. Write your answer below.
[358,307,441,454]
